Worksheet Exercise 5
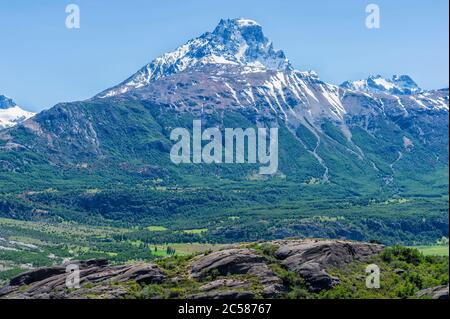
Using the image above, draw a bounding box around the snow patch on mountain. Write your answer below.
[0,95,35,129]
[341,75,422,95]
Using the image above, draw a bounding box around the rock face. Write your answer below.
[0,259,165,299]
[416,285,449,299]
[0,95,16,109]
[199,279,250,292]
[189,248,284,298]
[273,239,384,292]
[188,290,256,300]
[187,240,384,296]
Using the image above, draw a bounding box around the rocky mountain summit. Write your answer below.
[97,18,291,98]
[0,239,385,299]
[0,94,35,129]
[0,95,16,109]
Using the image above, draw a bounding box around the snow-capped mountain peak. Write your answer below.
[209,18,290,69]
[94,19,447,123]
[341,75,422,95]
[0,95,35,129]
[98,18,291,98]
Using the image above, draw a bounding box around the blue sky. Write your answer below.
[0,0,448,111]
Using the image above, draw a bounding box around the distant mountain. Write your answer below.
[0,19,448,244]
[341,75,423,95]
[2,18,448,178]
[0,95,35,129]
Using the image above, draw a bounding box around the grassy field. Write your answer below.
[151,243,229,257]
[0,217,229,284]
[146,226,168,232]
[414,245,449,256]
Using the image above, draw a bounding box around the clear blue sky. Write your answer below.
[0,0,448,111]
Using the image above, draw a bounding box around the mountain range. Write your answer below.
[0,18,448,245]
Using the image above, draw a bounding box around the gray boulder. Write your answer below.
[0,259,165,299]
[189,248,284,297]
[416,285,449,299]
[273,239,384,291]
[199,279,250,292]
[187,291,256,299]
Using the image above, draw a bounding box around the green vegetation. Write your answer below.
[414,246,449,256]
[182,228,208,235]
[320,246,448,299]
[0,217,226,285]
[147,226,168,232]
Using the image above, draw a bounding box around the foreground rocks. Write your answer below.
[273,239,384,291]
[416,285,449,299]
[0,259,165,299]
[2,239,444,299]
[189,248,284,297]
[186,239,384,297]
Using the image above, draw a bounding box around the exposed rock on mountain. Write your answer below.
[0,95,16,109]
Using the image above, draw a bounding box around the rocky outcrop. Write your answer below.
[199,279,250,292]
[186,240,385,296]
[0,259,165,299]
[273,239,384,292]
[187,291,256,300]
[416,285,449,299]
[0,239,397,299]
[189,248,284,297]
